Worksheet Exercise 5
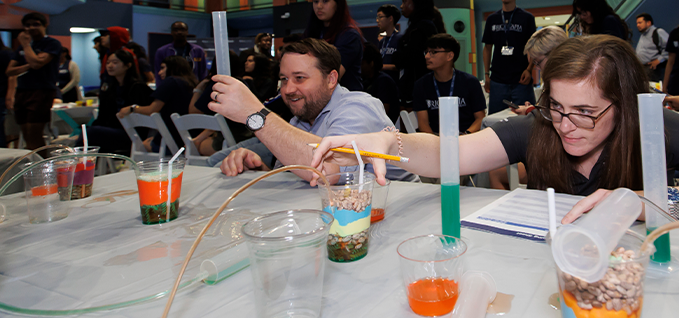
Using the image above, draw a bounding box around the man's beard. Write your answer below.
[286,90,332,123]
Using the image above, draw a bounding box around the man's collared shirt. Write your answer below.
[636,25,669,64]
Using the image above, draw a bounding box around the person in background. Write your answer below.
[376,4,402,84]
[310,35,679,224]
[392,0,441,109]
[413,34,486,135]
[239,33,273,64]
[5,12,61,155]
[57,47,81,103]
[305,0,364,91]
[664,26,679,95]
[126,42,155,83]
[635,13,669,83]
[99,27,136,81]
[118,56,196,153]
[92,36,106,63]
[0,37,14,147]
[573,0,628,41]
[154,21,207,84]
[361,42,400,123]
[243,52,277,102]
[482,0,536,115]
[78,49,153,153]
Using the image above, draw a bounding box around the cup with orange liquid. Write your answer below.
[397,234,467,317]
[23,159,77,224]
[134,158,186,224]
[370,179,390,223]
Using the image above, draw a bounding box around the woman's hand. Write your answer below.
[511,102,534,116]
[116,106,134,119]
[309,131,396,187]
[561,189,612,224]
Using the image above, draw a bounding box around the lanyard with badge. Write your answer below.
[433,72,456,98]
[501,10,515,56]
[381,32,395,58]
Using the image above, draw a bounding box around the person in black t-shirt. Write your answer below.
[664,26,679,95]
[78,49,153,153]
[482,0,536,115]
[376,4,403,85]
[126,42,154,83]
[117,56,195,152]
[311,35,679,224]
[304,0,364,91]
[362,42,400,123]
[5,12,61,154]
[573,0,629,41]
[413,34,486,135]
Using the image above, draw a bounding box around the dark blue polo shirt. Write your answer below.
[12,36,62,90]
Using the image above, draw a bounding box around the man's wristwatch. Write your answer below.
[245,108,271,132]
[130,104,138,114]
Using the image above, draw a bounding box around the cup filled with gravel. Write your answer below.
[318,171,375,262]
[556,230,654,318]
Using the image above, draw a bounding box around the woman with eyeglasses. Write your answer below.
[309,35,679,223]
[304,0,364,91]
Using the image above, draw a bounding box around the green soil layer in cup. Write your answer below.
[327,229,369,262]
[141,199,179,224]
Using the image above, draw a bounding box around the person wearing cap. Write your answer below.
[154,21,207,84]
[99,26,137,82]
[5,12,61,154]
[239,32,273,65]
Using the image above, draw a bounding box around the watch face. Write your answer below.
[247,114,264,130]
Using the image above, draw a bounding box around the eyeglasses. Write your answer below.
[423,50,450,57]
[376,15,387,20]
[532,56,546,67]
[535,103,613,129]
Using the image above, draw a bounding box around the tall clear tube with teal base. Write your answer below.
[439,97,460,239]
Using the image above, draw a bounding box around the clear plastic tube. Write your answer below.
[212,11,231,76]
[439,97,460,238]
[451,271,496,318]
[638,93,671,263]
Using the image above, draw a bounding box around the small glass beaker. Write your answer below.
[23,159,76,224]
[556,230,653,318]
[398,234,467,317]
[317,171,375,262]
[242,209,334,318]
[134,158,186,224]
[52,146,99,199]
[371,179,390,223]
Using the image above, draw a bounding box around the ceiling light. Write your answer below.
[70,27,96,33]
[545,17,551,20]
[555,22,560,24]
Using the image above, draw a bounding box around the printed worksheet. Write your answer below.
[462,188,583,241]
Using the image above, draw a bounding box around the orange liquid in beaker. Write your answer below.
[371,208,384,223]
[31,184,58,196]
[407,277,459,316]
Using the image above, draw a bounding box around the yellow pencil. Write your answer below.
[308,143,409,163]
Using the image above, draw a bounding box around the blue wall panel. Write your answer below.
[71,32,102,89]
[132,6,212,56]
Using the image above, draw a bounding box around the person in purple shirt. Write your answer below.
[154,21,207,84]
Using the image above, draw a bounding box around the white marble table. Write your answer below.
[0,166,676,317]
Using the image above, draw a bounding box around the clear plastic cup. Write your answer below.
[242,209,334,318]
[317,171,375,262]
[551,188,642,282]
[556,230,654,318]
[371,179,390,223]
[397,234,467,317]
[23,159,76,224]
[134,158,186,224]
[451,271,497,318]
[52,146,99,199]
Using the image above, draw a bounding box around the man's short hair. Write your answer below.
[255,33,272,43]
[280,38,341,76]
[426,34,461,63]
[378,4,401,24]
[93,36,102,44]
[21,12,47,27]
[171,21,188,30]
[363,42,383,72]
[283,33,303,44]
[636,13,653,24]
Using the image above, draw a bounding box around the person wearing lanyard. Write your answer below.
[482,0,536,115]
[376,4,403,84]
[412,34,486,135]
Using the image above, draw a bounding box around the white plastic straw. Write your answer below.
[351,141,364,192]
[81,124,88,155]
[547,188,557,237]
[166,147,185,221]
[212,12,231,76]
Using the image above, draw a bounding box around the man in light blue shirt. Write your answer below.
[635,13,669,82]
[207,38,416,183]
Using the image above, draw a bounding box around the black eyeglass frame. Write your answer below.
[423,50,451,57]
[534,102,614,129]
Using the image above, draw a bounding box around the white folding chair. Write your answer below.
[400,110,418,134]
[170,113,237,166]
[117,113,179,162]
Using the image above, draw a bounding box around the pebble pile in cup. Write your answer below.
[325,188,371,262]
[560,247,644,317]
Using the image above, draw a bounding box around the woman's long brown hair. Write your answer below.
[526,35,648,194]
